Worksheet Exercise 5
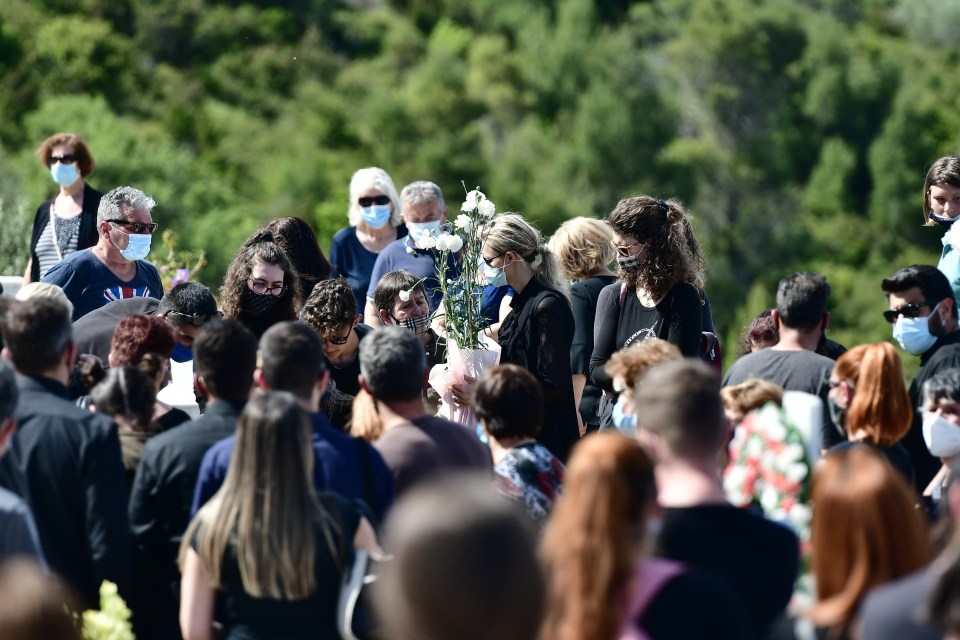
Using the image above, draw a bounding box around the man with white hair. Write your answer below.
[43,185,163,320]
[364,181,460,324]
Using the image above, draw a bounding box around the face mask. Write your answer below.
[407,220,442,246]
[110,228,152,261]
[931,211,959,229]
[244,288,280,316]
[476,420,489,445]
[923,411,960,458]
[612,396,637,435]
[893,306,940,355]
[827,395,846,434]
[396,314,430,335]
[481,262,508,288]
[361,204,392,229]
[617,253,640,270]
[170,342,193,363]
[50,162,79,186]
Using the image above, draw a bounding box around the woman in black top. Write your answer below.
[548,217,617,433]
[25,132,102,283]
[220,235,302,338]
[590,196,706,393]
[179,392,379,640]
[479,214,580,462]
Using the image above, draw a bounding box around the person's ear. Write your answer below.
[1,347,9,363]
[770,309,782,331]
[377,309,392,325]
[253,368,269,391]
[353,314,362,329]
[316,369,330,398]
[359,374,373,396]
[822,312,831,333]
[941,299,954,324]
[193,373,207,399]
[107,351,117,369]
[64,340,77,371]
[441,204,449,222]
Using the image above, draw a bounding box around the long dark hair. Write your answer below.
[258,217,332,299]
[220,237,301,323]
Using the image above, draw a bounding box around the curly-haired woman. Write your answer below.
[590,196,707,393]
[220,236,301,338]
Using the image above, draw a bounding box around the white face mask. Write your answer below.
[922,411,960,458]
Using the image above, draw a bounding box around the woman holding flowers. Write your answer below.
[478,214,580,462]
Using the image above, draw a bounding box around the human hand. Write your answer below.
[450,375,477,407]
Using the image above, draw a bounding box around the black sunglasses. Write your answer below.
[883,300,939,324]
[324,330,351,346]
[358,195,391,207]
[481,253,503,267]
[164,310,222,327]
[47,154,78,166]
[107,219,159,235]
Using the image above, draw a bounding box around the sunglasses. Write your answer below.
[164,310,222,326]
[47,154,78,166]
[613,242,642,257]
[883,300,939,324]
[481,253,503,267]
[324,330,352,346]
[107,219,159,235]
[358,195,391,207]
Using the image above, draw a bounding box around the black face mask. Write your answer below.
[244,288,280,316]
[931,210,958,229]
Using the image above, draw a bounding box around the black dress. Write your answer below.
[569,274,617,429]
[498,279,580,462]
[29,185,102,282]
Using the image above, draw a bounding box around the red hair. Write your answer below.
[110,314,175,367]
[539,433,656,640]
[808,446,929,636]
[834,342,911,446]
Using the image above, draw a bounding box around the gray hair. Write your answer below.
[400,181,445,212]
[97,186,157,224]
[348,167,403,228]
[359,326,425,402]
[0,361,16,423]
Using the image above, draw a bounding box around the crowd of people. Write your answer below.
[6,133,960,639]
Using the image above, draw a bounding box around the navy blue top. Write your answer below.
[192,413,395,522]
[329,225,407,317]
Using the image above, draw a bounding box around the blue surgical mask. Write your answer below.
[50,162,79,186]
[170,342,193,363]
[407,219,442,242]
[612,396,637,434]
[111,229,152,261]
[361,204,391,229]
[893,306,939,355]
[476,420,489,445]
[481,262,508,288]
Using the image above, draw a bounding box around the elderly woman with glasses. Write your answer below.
[220,233,301,338]
[25,132,103,284]
[329,167,407,319]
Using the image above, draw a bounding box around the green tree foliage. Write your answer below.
[0,0,954,365]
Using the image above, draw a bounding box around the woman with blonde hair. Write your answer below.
[179,391,378,640]
[806,445,930,639]
[329,167,406,316]
[477,213,579,461]
[548,217,617,432]
[827,342,914,482]
[590,196,709,392]
[540,432,749,640]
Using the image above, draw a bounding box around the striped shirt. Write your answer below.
[35,209,82,279]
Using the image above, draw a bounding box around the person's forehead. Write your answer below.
[930,184,960,197]
[51,143,75,155]
[251,261,284,281]
[403,201,442,220]
[888,287,926,307]
[123,207,153,224]
[612,232,637,245]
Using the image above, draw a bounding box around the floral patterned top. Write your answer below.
[494,442,565,522]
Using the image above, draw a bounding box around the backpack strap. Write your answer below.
[619,559,685,640]
[656,288,677,341]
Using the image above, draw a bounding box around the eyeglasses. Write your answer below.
[248,279,287,296]
[324,329,352,346]
[481,253,503,267]
[47,154,77,166]
[358,195,391,207]
[882,301,939,324]
[164,310,222,326]
[107,220,159,235]
[614,242,641,257]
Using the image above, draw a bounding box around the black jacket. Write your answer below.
[128,399,245,640]
[29,185,103,282]
[0,375,132,608]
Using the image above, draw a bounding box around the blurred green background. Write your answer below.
[0,0,955,375]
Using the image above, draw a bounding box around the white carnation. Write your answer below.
[477,198,496,218]
[398,290,411,302]
[461,189,483,212]
[454,214,474,232]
